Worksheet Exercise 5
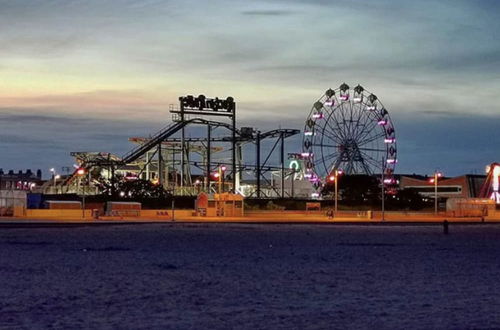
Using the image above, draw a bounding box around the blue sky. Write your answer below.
[0,0,499,176]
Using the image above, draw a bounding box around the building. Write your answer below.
[398,174,486,199]
[0,169,43,191]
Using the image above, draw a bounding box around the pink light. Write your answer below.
[384,138,396,143]
[311,192,320,198]
[367,105,376,111]
[312,113,324,119]
[386,159,397,164]
[301,152,313,158]
[324,100,334,106]
[340,95,349,101]
[304,131,314,136]
[383,178,394,184]
[353,97,362,103]
[304,173,312,179]
[378,120,387,126]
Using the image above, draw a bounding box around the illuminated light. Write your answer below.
[386,159,397,164]
[311,192,320,198]
[77,168,85,175]
[221,165,227,172]
[328,175,335,182]
[383,178,394,184]
[301,152,313,158]
[194,179,201,185]
[353,97,362,103]
[213,172,220,179]
[378,120,387,126]
[340,95,349,101]
[304,173,312,179]
[384,138,396,144]
[50,168,55,172]
[490,164,500,204]
[308,175,320,183]
[119,191,125,197]
[367,105,376,111]
[337,169,343,175]
[312,113,324,119]
[55,175,61,180]
[429,178,435,184]
[324,100,334,106]
[304,131,314,136]
[436,172,443,178]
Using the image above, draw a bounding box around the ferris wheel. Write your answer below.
[302,83,397,190]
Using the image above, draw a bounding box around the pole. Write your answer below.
[180,106,185,192]
[82,175,86,219]
[171,198,175,221]
[334,171,338,213]
[280,132,285,198]
[206,124,211,192]
[218,167,222,194]
[231,107,236,193]
[158,143,163,188]
[381,159,385,221]
[435,172,438,215]
[256,131,261,198]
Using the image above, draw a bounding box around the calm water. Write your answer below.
[1,223,500,329]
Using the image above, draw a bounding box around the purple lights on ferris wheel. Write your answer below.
[301,152,313,158]
[303,83,397,195]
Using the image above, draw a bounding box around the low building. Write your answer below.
[0,169,43,191]
[196,192,244,217]
[399,174,486,199]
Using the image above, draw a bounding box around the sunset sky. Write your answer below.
[1,0,499,176]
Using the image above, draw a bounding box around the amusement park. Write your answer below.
[1,83,499,222]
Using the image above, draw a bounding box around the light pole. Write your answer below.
[328,169,343,214]
[77,168,86,218]
[430,171,443,215]
[220,165,226,193]
[50,168,58,193]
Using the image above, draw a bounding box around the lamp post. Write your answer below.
[220,165,226,193]
[328,169,343,214]
[50,168,57,193]
[77,168,86,218]
[430,171,443,215]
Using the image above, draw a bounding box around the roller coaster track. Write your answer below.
[64,118,238,186]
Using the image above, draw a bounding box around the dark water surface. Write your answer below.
[1,224,500,329]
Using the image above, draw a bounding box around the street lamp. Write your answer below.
[429,171,443,215]
[50,168,58,193]
[77,168,86,218]
[220,165,227,193]
[328,169,343,214]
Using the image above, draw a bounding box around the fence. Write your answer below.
[0,190,27,216]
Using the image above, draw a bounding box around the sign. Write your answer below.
[179,95,235,113]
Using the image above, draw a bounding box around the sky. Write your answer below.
[1,0,499,177]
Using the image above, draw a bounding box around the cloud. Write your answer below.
[241,10,294,16]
